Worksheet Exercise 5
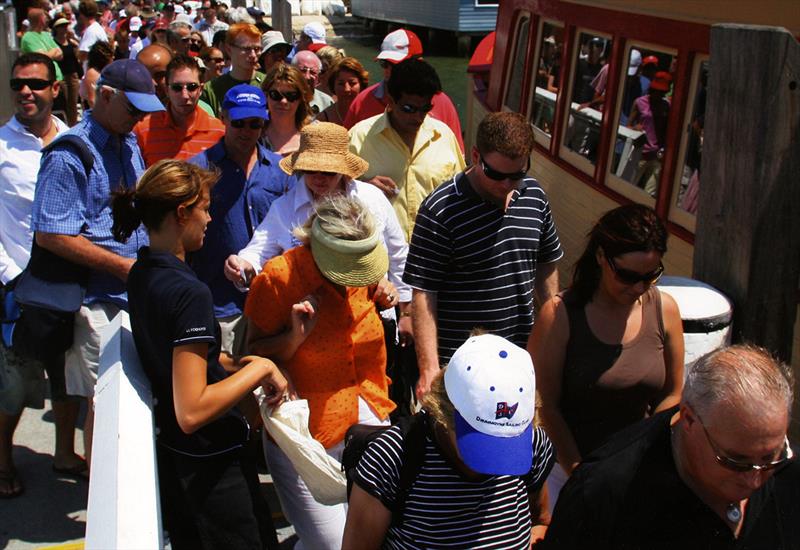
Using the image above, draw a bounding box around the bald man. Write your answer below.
[137,43,172,104]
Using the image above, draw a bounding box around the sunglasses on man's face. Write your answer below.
[605,254,664,286]
[267,89,300,102]
[398,102,433,115]
[10,78,53,91]
[479,156,530,181]
[230,118,266,129]
[169,82,201,92]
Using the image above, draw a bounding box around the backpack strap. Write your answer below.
[390,411,429,527]
[41,134,94,175]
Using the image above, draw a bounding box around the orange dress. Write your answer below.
[245,245,395,448]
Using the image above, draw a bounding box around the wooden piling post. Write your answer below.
[693,24,799,432]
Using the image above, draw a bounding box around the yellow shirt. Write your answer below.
[348,112,465,241]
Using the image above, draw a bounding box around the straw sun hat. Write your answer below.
[280,122,369,180]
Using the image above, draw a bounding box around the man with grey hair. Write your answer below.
[543,344,798,549]
[292,50,333,116]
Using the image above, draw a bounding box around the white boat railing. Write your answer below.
[85,313,163,549]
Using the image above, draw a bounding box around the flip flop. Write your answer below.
[0,468,24,498]
[52,459,89,479]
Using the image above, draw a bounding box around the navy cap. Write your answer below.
[222,84,268,121]
[98,59,165,113]
[247,6,264,17]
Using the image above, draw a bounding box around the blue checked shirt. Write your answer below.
[31,113,148,309]
[188,140,296,318]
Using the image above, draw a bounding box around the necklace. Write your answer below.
[725,502,742,523]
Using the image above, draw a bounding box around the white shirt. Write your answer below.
[128,35,146,59]
[194,19,228,48]
[239,178,412,302]
[0,115,69,284]
[78,20,108,53]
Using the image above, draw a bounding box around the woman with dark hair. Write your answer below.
[317,57,368,126]
[79,40,113,108]
[528,203,684,509]
[112,159,287,550]
[260,63,312,155]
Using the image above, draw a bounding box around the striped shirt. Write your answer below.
[354,424,554,549]
[134,106,225,167]
[403,173,562,363]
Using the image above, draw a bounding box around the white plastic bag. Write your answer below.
[256,390,347,505]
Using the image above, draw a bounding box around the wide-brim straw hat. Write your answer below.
[310,217,388,287]
[280,122,369,180]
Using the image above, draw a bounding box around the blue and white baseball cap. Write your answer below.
[222,84,269,121]
[444,334,536,476]
[98,59,165,113]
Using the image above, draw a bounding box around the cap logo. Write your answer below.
[235,92,262,105]
[495,401,518,420]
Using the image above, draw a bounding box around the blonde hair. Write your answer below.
[292,195,375,245]
[315,45,344,73]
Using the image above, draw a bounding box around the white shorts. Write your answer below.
[65,302,124,398]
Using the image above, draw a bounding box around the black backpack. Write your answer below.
[341,411,429,526]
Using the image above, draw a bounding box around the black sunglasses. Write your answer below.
[605,254,664,286]
[480,156,530,181]
[169,82,201,92]
[304,170,337,176]
[10,78,53,91]
[398,102,433,114]
[230,118,266,129]
[378,60,391,69]
[267,89,300,102]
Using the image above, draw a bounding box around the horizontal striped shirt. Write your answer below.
[403,173,562,362]
[134,105,225,167]
[354,424,554,549]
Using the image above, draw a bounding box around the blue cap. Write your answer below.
[98,59,165,113]
[222,84,268,121]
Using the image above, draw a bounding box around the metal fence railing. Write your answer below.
[0,3,18,125]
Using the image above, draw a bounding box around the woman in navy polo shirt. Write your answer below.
[112,159,288,550]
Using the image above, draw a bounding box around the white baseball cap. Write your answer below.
[129,16,142,31]
[444,334,536,476]
[376,28,423,63]
[628,49,642,76]
[302,21,326,44]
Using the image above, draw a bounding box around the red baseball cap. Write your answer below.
[376,29,423,63]
[650,71,672,92]
[642,55,659,67]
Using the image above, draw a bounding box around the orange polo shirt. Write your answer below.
[245,245,395,448]
[134,105,226,167]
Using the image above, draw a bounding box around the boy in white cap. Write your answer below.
[343,333,554,549]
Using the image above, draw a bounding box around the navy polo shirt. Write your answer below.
[188,140,296,318]
[127,247,249,456]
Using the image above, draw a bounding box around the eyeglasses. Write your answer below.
[480,156,530,181]
[106,86,144,118]
[10,78,53,91]
[297,66,319,77]
[696,412,795,473]
[605,254,664,286]
[232,44,261,55]
[230,118,266,129]
[169,82,201,92]
[267,89,300,102]
[207,57,225,63]
[398,102,433,115]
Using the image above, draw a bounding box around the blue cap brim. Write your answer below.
[125,91,165,112]
[227,106,269,121]
[454,411,533,476]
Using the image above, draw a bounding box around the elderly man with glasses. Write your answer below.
[31,59,164,471]
[543,344,799,549]
[291,49,332,116]
[135,54,224,166]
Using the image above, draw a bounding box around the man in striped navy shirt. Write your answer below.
[404,112,562,399]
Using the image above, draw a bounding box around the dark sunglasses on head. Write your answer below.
[169,82,201,92]
[10,78,53,91]
[398,102,433,114]
[605,254,664,286]
[480,156,530,181]
[230,118,266,129]
[267,89,300,102]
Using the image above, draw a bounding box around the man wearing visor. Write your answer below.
[32,59,164,469]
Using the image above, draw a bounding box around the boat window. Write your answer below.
[561,32,613,173]
[504,14,530,113]
[607,46,677,198]
[674,60,707,216]
[530,21,564,145]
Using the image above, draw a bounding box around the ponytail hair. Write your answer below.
[112,159,219,243]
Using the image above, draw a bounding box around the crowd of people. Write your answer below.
[0,1,797,549]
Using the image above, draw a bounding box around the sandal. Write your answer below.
[52,459,89,479]
[0,468,24,498]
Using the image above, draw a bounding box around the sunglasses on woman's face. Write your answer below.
[267,89,301,102]
[304,170,337,177]
[169,82,201,92]
[230,118,266,129]
[606,254,664,286]
[10,78,53,91]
